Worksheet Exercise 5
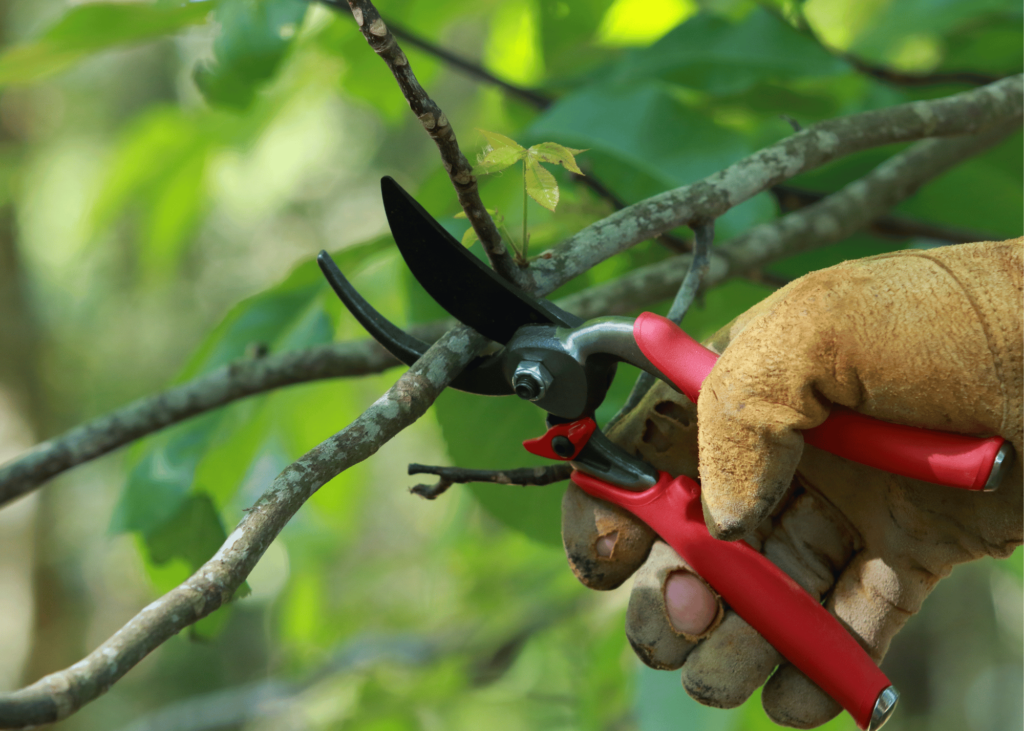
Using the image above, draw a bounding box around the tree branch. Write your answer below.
[326,0,1006,259]
[315,0,553,109]
[0,274,681,509]
[0,322,447,509]
[770,184,1000,243]
[844,59,1000,88]
[560,122,1018,320]
[344,0,524,286]
[759,1,1003,89]
[0,324,488,729]
[524,73,1023,296]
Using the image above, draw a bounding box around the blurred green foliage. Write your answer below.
[0,1,1019,731]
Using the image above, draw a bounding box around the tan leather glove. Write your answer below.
[562,240,1023,728]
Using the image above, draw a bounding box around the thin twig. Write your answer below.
[314,0,553,109]
[608,221,713,429]
[344,0,525,286]
[408,463,572,499]
[666,221,714,322]
[761,0,1002,88]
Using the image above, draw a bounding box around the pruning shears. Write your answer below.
[317,177,1013,731]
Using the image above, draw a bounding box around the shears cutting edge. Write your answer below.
[316,176,1013,731]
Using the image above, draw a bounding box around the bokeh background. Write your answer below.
[0,1,1020,730]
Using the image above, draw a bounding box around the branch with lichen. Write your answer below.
[524,73,1023,296]
[558,121,1018,319]
[0,322,451,509]
[0,280,660,508]
[344,0,524,286]
[0,324,488,729]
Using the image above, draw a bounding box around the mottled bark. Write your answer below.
[558,122,1020,317]
[345,0,524,286]
[525,74,1023,295]
[0,325,487,728]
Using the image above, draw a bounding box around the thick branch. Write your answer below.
[770,184,999,243]
[561,123,1018,318]
[525,74,1023,295]
[0,277,658,507]
[0,322,445,508]
[0,325,488,729]
[344,0,523,285]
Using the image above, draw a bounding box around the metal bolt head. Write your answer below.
[551,435,575,458]
[512,360,553,402]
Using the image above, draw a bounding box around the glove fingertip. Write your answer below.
[698,419,803,541]
[561,483,654,590]
[762,664,842,729]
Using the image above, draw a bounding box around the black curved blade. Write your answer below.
[381,176,582,344]
[317,251,512,396]
[318,251,426,365]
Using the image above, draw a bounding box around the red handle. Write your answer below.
[633,312,1006,491]
[572,469,890,730]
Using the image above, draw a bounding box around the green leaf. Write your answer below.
[177,238,387,381]
[524,156,559,211]
[479,129,525,152]
[539,0,616,76]
[88,107,239,279]
[194,0,308,110]
[610,8,849,95]
[849,0,1020,63]
[461,227,480,248]
[0,2,212,87]
[146,492,229,568]
[474,145,528,175]
[527,80,773,239]
[529,142,586,175]
[474,129,528,174]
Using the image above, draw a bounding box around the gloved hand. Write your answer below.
[562,240,1023,728]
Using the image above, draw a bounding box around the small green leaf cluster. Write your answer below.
[462,129,586,261]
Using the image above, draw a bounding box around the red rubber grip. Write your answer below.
[572,469,890,730]
[633,312,1004,490]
